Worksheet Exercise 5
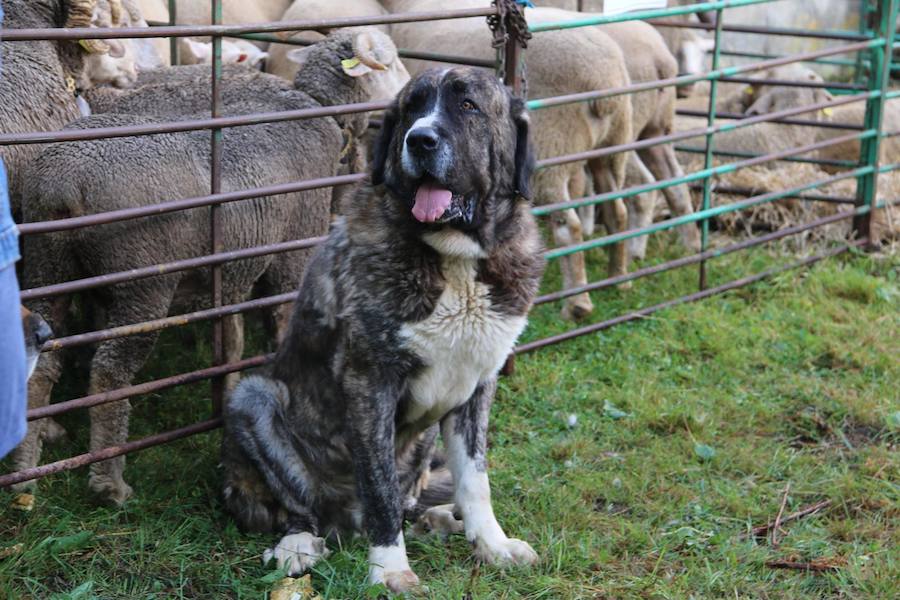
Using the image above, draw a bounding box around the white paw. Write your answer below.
[474,536,539,567]
[409,504,464,539]
[369,567,421,594]
[263,532,329,576]
[368,540,420,593]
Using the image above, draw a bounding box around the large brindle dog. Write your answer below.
[221,67,545,593]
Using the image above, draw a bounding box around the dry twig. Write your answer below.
[765,557,846,572]
[771,482,791,547]
[744,499,832,539]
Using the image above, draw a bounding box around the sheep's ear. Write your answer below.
[286,46,315,70]
[371,100,400,186]
[510,96,534,201]
[251,52,269,68]
[182,38,209,61]
[745,93,773,116]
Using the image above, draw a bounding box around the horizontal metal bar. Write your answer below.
[536,129,871,217]
[21,237,325,300]
[675,108,864,131]
[517,241,861,354]
[42,293,296,352]
[687,184,858,205]
[536,93,874,170]
[0,419,222,488]
[543,166,871,257]
[647,18,870,42]
[0,7,498,41]
[533,209,860,306]
[528,0,775,33]
[718,76,864,91]
[0,100,390,146]
[717,49,864,68]
[674,145,858,168]
[28,355,272,421]
[18,173,364,236]
[526,40,878,112]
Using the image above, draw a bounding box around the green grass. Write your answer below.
[1,233,898,599]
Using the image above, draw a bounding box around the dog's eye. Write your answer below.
[460,99,479,112]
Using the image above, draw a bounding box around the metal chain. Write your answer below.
[488,0,532,93]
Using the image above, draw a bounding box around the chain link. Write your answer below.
[488,0,532,93]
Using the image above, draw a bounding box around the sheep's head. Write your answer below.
[77,0,138,89]
[288,29,410,104]
[744,66,832,121]
[66,0,126,58]
[675,33,715,99]
[179,38,270,69]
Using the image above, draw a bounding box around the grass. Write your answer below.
[1,232,898,599]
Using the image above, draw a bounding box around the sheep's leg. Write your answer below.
[87,282,175,506]
[552,207,594,321]
[588,158,630,289]
[625,153,658,262]
[10,295,71,494]
[222,313,245,392]
[638,144,701,252]
[571,166,595,238]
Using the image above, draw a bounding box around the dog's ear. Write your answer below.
[510,96,534,201]
[370,98,399,186]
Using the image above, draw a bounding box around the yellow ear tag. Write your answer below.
[822,107,833,117]
[341,57,361,70]
[744,86,754,95]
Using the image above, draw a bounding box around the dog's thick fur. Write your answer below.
[221,68,544,592]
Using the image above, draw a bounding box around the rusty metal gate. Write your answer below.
[0,0,897,489]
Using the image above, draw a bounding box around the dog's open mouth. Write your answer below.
[411,178,474,225]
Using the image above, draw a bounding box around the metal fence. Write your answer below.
[0,0,897,489]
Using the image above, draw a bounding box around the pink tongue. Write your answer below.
[412,182,453,223]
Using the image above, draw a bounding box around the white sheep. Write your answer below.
[265,0,390,82]
[178,38,270,68]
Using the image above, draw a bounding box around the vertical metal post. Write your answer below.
[504,5,524,96]
[168,0,178,65]
[699,8,725,291]
[501,0,525,377]
[854,0,873,86]
[210,0,224,413]
[853,0,898,247]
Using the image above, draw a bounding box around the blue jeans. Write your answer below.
[0,156,26,459]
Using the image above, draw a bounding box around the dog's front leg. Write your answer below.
[346,374,420,594]
[441,379,539,567]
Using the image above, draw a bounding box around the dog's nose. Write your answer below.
[33,318,53,347]
[406,127,440,153]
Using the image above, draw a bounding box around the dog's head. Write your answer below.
[21,307,52,379]
[371,68,533,251]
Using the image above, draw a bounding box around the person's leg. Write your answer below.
[0,263,26,459]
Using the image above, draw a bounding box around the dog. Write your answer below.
[221,67,545,593]
[21,306,52,379]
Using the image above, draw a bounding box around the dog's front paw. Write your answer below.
[474,536,538,567]
[263,532,330,576]
[369,567,421,594]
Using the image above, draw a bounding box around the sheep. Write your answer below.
[178,38,270,68]
[265,0,390,82]
[384,0,634,321]
[166,0,293,48]
[718,65,832,116]
[0,0,131,218]
[15,29,409,505]
[526,9,701,262]
[79,0,139,90]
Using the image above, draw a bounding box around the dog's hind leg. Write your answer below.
[441,379,538,567]
[223,375,328,575]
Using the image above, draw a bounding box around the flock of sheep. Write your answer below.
[2,0,896,504]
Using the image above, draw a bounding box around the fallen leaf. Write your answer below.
[694,443,716,461]
[271,575,318,600]
[603,400,632,420]
[11,493,34,512]
[0,543,23,559]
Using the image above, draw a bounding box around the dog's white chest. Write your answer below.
[401,256,526,425]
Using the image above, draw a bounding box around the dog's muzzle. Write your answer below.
[402,125,450,181]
